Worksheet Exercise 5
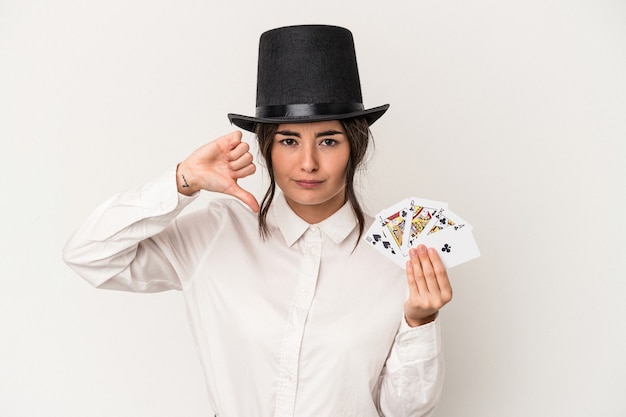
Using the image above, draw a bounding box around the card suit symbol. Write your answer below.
[373,234,382,243]
[401,210,407,216]
[439,217,446,225]
[441,243,452,253]
[382,241,396,254]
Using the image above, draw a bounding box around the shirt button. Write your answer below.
[310,226,319,234]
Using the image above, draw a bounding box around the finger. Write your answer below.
[227,141,250,161]
[232,161,256,179]
[417,245,441,294]
[405,257,419,296]
[428,247,453,301]
[229,151,254,172]
[224,183,260,213]
[217,131,243,152]
[409,247,429,295]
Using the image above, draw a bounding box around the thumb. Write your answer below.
[225,183,260,213]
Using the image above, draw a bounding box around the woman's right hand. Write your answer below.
[176,131,259,212]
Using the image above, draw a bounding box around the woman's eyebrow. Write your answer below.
[275,129,344,138]
[276,130,300,137]
[315,130,343,137]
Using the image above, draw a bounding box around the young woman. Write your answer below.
[64,25,452,417]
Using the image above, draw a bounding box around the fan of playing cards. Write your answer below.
[363,197,480,269]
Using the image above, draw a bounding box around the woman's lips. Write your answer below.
[293,179,323,188]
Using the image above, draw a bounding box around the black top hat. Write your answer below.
[228,25,389,132]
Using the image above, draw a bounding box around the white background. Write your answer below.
[1,1,625,416]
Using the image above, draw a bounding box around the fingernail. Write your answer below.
[417,245,427,254]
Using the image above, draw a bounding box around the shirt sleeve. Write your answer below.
[63,166,199,292]
[378,318,445,417]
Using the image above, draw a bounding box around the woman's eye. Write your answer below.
[321,138,337,146]
[280,138,296,146]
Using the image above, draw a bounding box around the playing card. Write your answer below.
[417,207,471,243]
[363,224,407,268]
[401,197,448,255]
[417,226,480,269]
[364,197,480,270]
[376,198,412,255]
[363,199,412,267]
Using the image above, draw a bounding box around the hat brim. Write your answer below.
[227,104,389,133]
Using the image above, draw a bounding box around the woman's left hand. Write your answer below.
[404,244,453,327]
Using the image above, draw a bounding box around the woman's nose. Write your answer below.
[299,146,319,172]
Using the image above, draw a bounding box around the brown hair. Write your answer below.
[255,117,372,242]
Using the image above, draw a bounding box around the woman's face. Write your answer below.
[271,120,351,223]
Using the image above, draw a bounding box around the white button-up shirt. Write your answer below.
[64,167,444,417]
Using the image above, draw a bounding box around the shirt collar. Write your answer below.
[271,192,358,247]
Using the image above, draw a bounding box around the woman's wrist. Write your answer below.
[404,312,438,328]
[176,162,200,196]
